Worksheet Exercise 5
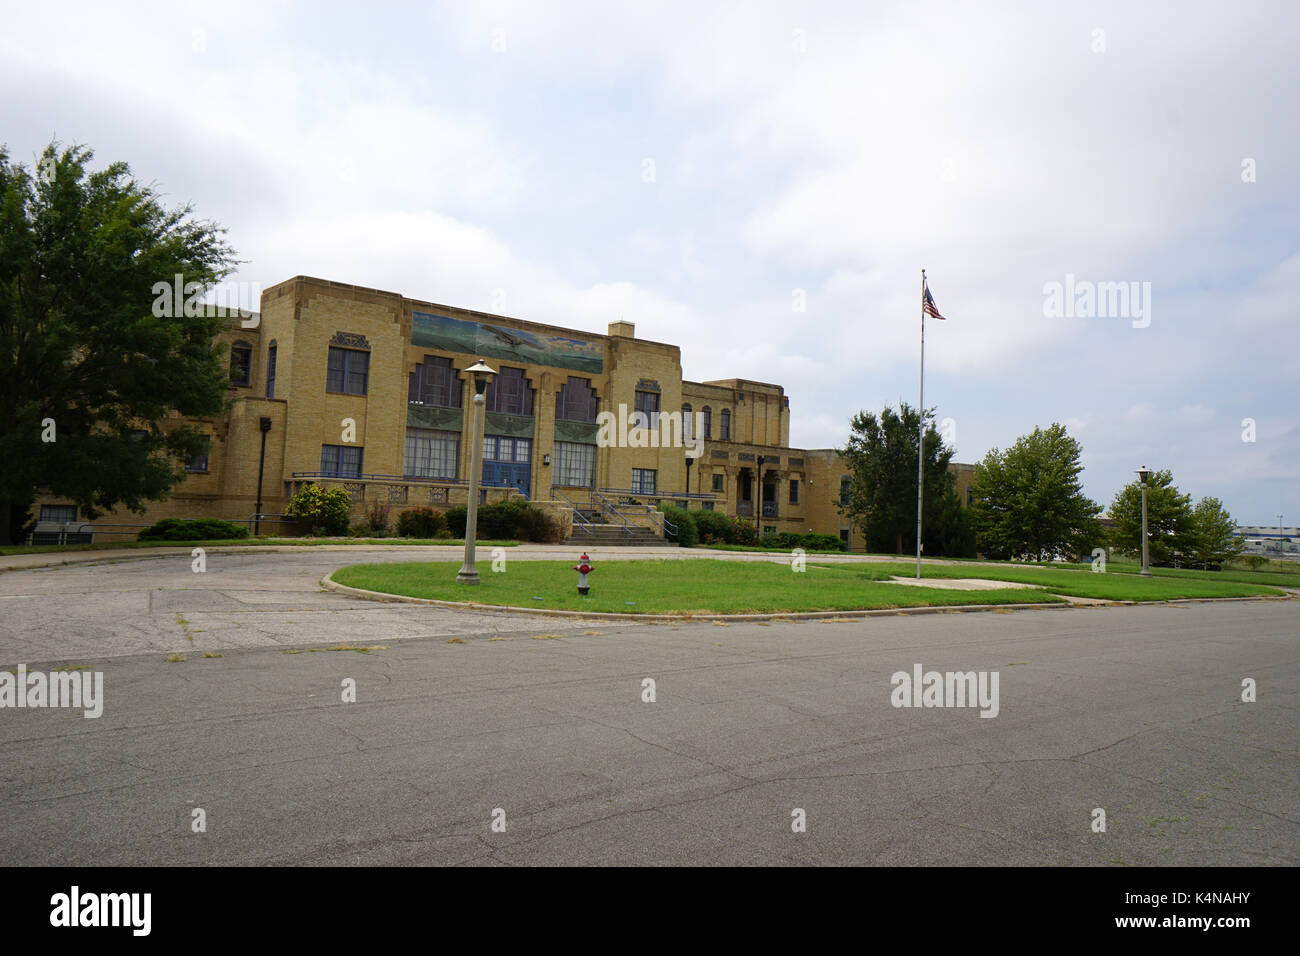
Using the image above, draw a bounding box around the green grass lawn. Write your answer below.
[812,561,1286,601]
[330,558,1067,614]
[0,538,519,557]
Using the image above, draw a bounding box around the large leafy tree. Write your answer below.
[970,423,1102,561]
[0,142,236,544]
[1108,468,1193,565]
[839,402,969,555]
[1184,496,1244,569]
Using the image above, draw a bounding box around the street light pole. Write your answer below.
[457,360,496,585]
[255,416,272,536]
[1137,465,1152,577]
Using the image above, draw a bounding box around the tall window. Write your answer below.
[702,406,712,439]
[840,474,852,506]
[186,436,211,472]
[681,403,693,439]
[230,341,252,387]
[711,473,724,492]
[720,409,731,440]
[321,444,364,477]
[631,468,657,495]
[265,343,277,398]
[556,377,599,422]
[404,428,459,479]
[409,355,461,407]
[327,347,369,395]
[789,479,800,504]
[633,389,659,429]
[554,441,595,487]
[485,366,534,416]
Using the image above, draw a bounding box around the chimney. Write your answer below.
[608,320,635,338]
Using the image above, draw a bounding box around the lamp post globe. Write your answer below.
[457,360,497,584]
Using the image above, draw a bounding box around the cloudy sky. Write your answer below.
[2,0,1296,524]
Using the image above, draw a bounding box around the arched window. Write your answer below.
[408,356,461,408]
[229,341,253,387]
[556,377,599,423]
[702,406,712,439]
[720,409,731,440]
[485,366,535,415]
[681,403,693,439]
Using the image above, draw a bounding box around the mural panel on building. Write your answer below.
[412,311,603,374]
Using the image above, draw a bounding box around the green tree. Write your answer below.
[1108,469,1193,565]
[1184,496,1244,569]
[0,141,236,544]
[839,403,965,555]
[970,423,1102,561]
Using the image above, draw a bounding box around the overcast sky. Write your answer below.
[2,0,1296,524]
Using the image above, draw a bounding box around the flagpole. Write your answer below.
[916,269,926,579]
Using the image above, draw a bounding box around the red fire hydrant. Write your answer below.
[574,552,593,596]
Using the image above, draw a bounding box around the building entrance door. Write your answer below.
[482,436,532,498]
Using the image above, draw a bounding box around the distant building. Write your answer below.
[1234,526,1299,556]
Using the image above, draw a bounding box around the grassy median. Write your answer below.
[330,557,1286,613]
[332,558,1064,614]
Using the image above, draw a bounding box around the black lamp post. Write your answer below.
[1137,465,1152,577]
[457,360,497,584]
[255,416,272,536]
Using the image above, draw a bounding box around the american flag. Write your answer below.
[922,282,947,320]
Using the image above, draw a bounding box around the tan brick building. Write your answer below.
[32,275,945,549]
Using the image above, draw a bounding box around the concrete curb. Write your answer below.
[319,571,1292,622]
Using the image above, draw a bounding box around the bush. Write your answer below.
[800,533,847,552]
[445,506,468,538]
[693,509,735,545]
[365,501,391,535]
[396,507,445,538]
[138,517,250,541]
[731,518,759,546]
[659,504,698,547]
[285,483,353,536]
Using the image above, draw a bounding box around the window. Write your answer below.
[321,444,363,478]
[711,473,724,492]
[839,529,850,546]
[186,436,211,472]
[631,468,657,495]
[556,377,598,422]
[483,436,532,463]
[681,403,693,439]
[409,356,461,407]
[404,428,458,479]
[40,504,77,524]
[265,344,277,398]
[554,441,595,487]
[702,501,715,511]
[702,406,712,439]
[720,409,731,440]
[485,367,534,416]
[965,487,974,506]
[230,341,252,387]
[327,347,369,395]
[840,474,852,506]
[789,480,800,504]
[633,389,659,429]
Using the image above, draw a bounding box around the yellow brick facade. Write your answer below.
[30,275,968,545]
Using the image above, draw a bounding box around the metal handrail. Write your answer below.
[589,492,637,538]
[291,472,469,486]
[552,489,599,537]
[599,486,718,500]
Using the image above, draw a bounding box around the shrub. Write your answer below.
[659,504,698,547]
[693,509,734,545]
[397,507,445,538]
[731,518,759,546]
[445,506,468,538]
[365,501,391,535]
[285,483,353,536]
[138,517,250,541]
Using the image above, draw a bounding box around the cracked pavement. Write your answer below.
[0,548,1296,865]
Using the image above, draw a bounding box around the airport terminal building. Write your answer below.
[33,276,880,546]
